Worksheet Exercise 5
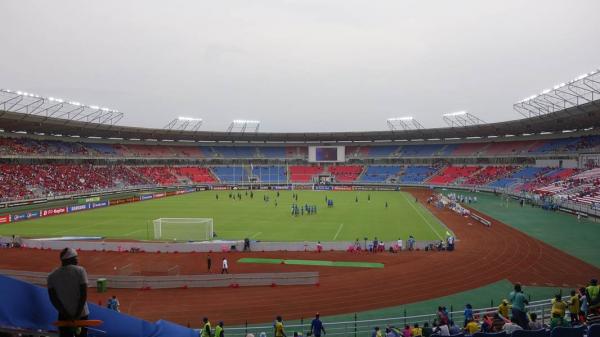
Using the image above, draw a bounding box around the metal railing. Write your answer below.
[224,298,562,337]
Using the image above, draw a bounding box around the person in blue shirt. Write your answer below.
[463,304,473,327]
[310,313,326,337]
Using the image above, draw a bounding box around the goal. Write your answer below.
[152,218,214,241]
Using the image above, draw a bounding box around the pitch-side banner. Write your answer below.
[12,211,40,222]
[0,215,10,224]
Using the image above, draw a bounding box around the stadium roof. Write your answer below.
[0,102,599,143]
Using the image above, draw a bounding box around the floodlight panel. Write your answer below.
[443,111,467,117]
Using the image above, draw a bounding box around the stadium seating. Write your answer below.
[512,329,548,337]
[400,144,445,156]
[345,146,371,158]
[289,165,323,182]
[529,138,580,154]
[549,327,584,337]
[211,166,249,183]
[400,166,438,183]
[328,165,363,182]
[451,143,489,156]
[464,166,517,186]
[174,167,217,183]
[2,135,600,159]
[260,147,287,158]
[359,165,402,183]
[427,166,479,185]
[368,146,399,157]
[252,166,287,183]
[87,143,118,155]
[482,141,535,155]
[131,166,179,185]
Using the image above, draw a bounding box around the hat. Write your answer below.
[502,299,509,304]
[60,247,78,260]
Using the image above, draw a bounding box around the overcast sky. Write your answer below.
[1,0,599,132]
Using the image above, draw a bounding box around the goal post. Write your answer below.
[152,218,214,241]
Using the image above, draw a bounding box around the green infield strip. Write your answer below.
[237,257,384,268]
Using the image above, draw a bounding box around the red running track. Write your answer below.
[0,188,597,326]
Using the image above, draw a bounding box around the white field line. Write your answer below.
[400,193,444,240]
[250,232,262,239]
[122,229,145,237]
[333,223,344,240]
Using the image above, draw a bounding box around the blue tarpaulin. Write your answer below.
[0,275,196,337]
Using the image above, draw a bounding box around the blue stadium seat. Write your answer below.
[260,147,286,158]
[512,329,548,337]
[212,166,249,183]
[359,165,401,182]
[400,166,437,183]
[549,327,583,337]
[252,166,287,183]
[400,144,445,156]
[368,146,399,157]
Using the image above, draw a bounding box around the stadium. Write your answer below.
[1,2,600,337]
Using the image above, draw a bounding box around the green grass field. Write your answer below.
[0,190,450,242]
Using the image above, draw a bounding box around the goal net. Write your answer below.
[152,218,214,241]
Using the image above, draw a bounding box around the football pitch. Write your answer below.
[0,190,450,242]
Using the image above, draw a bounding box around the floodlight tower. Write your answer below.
[227,119,261,133]
[386,117,425,131]
[164,117,203,131]
[442,111,485,127]
[513,69,600,118]
[0,89,123,125]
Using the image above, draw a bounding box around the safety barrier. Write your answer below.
[16,238,442,252]
[225,297,566,337]
[0,269,319,289]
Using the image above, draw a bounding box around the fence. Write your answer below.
[16,238,440,253]
[0,269,319,289]
[224,297,565,337]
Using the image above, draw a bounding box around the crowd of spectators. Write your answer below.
[368,281,600,337]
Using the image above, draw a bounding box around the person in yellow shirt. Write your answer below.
[274,316,287,337]
[551,294,568,318]
[411,323,423,337]
[464,319,480,335]
[498,299,510,319]
[201,317,211,337]
[567,290,580,325]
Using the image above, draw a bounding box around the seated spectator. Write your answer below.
[502,322,523,334]
[388,326,401,337]
[373,327,383,337]
[402,325,412,337]
[422,322,433,337]
[432,321,450,336]
[481,314,494,332]
[464,319,479,335]
[412,323,422,337]
[448,321,460,335]
[528,313,543,330]
[491,313,506,333]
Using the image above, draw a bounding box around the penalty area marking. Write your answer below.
[333,224,344,240]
